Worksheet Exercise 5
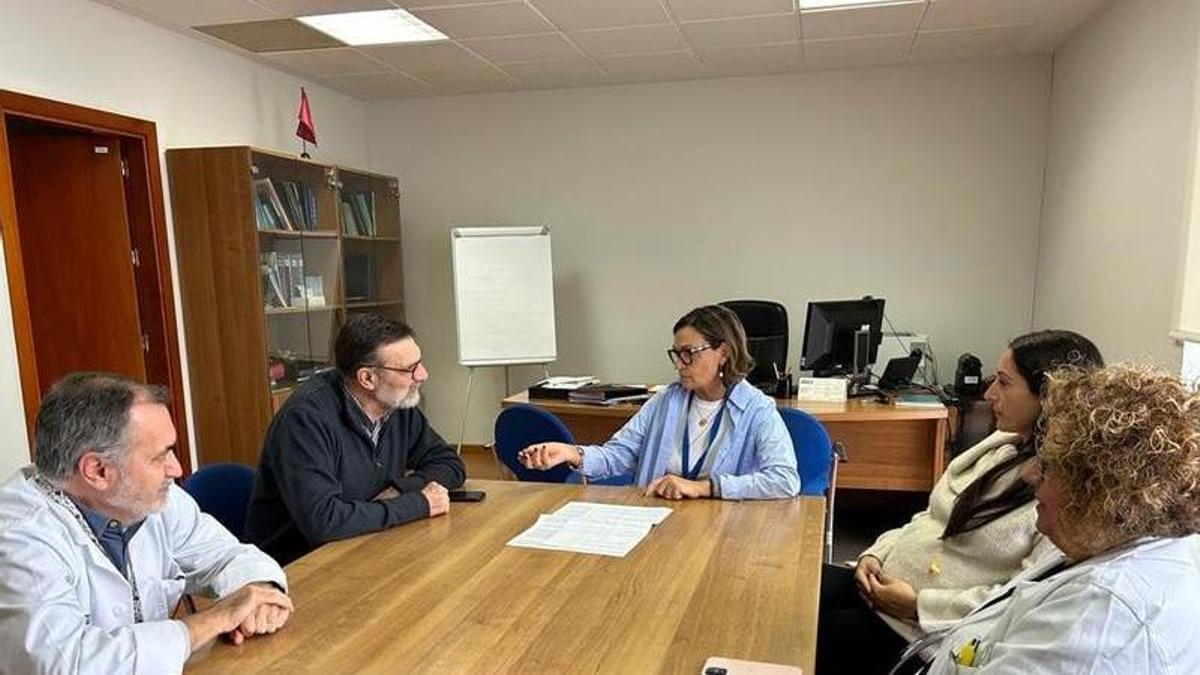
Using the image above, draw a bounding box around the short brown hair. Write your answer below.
[1039,362,1200,556]
[673,305,754,386]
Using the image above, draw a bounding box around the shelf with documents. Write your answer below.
[167,146,406,468]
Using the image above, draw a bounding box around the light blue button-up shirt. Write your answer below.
[0,467,287,674]
[579,379,800,499]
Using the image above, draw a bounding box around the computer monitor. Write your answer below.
[800,298,886,377]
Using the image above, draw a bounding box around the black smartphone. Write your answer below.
[448,490,486,502]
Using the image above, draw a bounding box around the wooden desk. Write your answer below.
[503,391,949,492]
[187,481,825,674]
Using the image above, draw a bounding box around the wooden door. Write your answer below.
[7,122,147,386]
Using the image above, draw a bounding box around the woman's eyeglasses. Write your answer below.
[667,343,717,367]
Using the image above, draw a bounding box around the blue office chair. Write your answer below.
[181,462,256,539]
[778,408,847,562]
[494,405,632,485]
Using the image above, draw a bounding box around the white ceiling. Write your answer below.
[97,0,1113,99]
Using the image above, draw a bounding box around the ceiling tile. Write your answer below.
[320,71,436,99]
[262,47,390,77]
[396,0,515,8]
[599,51,701,83]
[504,59,610,88]
[104,0,278,26]
[681,14,799,50]
[410,2,555,39]
[912,25,1031,57]
[923,0,1045,31]
[801,1,924,40]
[422,68,516,94]
[803,33,912,68]
[462,33,581,64]
[362,41,493,71]
[530,0,671,31]
[698,43,802,76]
[667,0,795,22]
[194,19,344,52]
[257,0,393,18]
[570,24,686,58]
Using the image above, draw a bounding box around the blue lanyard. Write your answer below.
[680,388,730,480]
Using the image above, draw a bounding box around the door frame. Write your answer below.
[0,89,191,475]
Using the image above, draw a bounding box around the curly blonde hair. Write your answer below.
[1038,362,1200,557]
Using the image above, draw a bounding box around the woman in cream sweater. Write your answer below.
[815,330,1103,675]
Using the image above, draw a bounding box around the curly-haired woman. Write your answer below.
[920,363,1200,673]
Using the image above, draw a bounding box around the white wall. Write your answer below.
[1034,0,1200,367]
[0,0,370,475]
[367,58,1053,443]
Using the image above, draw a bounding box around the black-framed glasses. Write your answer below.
[667,343,718,367]
[369,360,423,377]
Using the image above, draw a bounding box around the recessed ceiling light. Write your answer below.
[799,0,921,10]
[297,9,448,46]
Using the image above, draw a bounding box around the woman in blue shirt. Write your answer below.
[519,305,799,500]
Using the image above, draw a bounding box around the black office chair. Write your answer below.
[721,300,788,390]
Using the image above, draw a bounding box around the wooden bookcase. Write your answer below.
[167,146,404,467]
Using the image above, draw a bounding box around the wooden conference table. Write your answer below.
[187,480,826,674]
[503,391,950,492]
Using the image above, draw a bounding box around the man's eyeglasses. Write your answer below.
[369,360,422,377]
[667,343,718,367]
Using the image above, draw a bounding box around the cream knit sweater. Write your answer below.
[860,430,1059,640]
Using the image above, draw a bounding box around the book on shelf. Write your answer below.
[353,192,375,236]
[568,384,650,404]
[304,275,326,307]
[259,250,306,309]
[341,191,375,236]
[278,180,312,231]
[253,179,294,231]
[341,200,360,236]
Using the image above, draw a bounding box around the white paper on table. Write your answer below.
[506,503,672,557]
[551,501,673,526]
[507,513,650,557]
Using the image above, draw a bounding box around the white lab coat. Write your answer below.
[0,467,287,674]
[925,535,1200,674]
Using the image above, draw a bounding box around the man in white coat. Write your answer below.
[0,372,293,673]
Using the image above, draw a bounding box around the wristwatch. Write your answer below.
[573,444,585,468]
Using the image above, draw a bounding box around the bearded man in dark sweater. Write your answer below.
[245,313,466,564]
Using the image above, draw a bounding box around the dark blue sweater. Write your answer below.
[245,370,465,564]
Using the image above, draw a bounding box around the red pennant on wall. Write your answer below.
[296,87,317,146]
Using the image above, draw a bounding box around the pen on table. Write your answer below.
[772,362,781,381]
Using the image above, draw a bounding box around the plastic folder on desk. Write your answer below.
[567,384,649,404]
